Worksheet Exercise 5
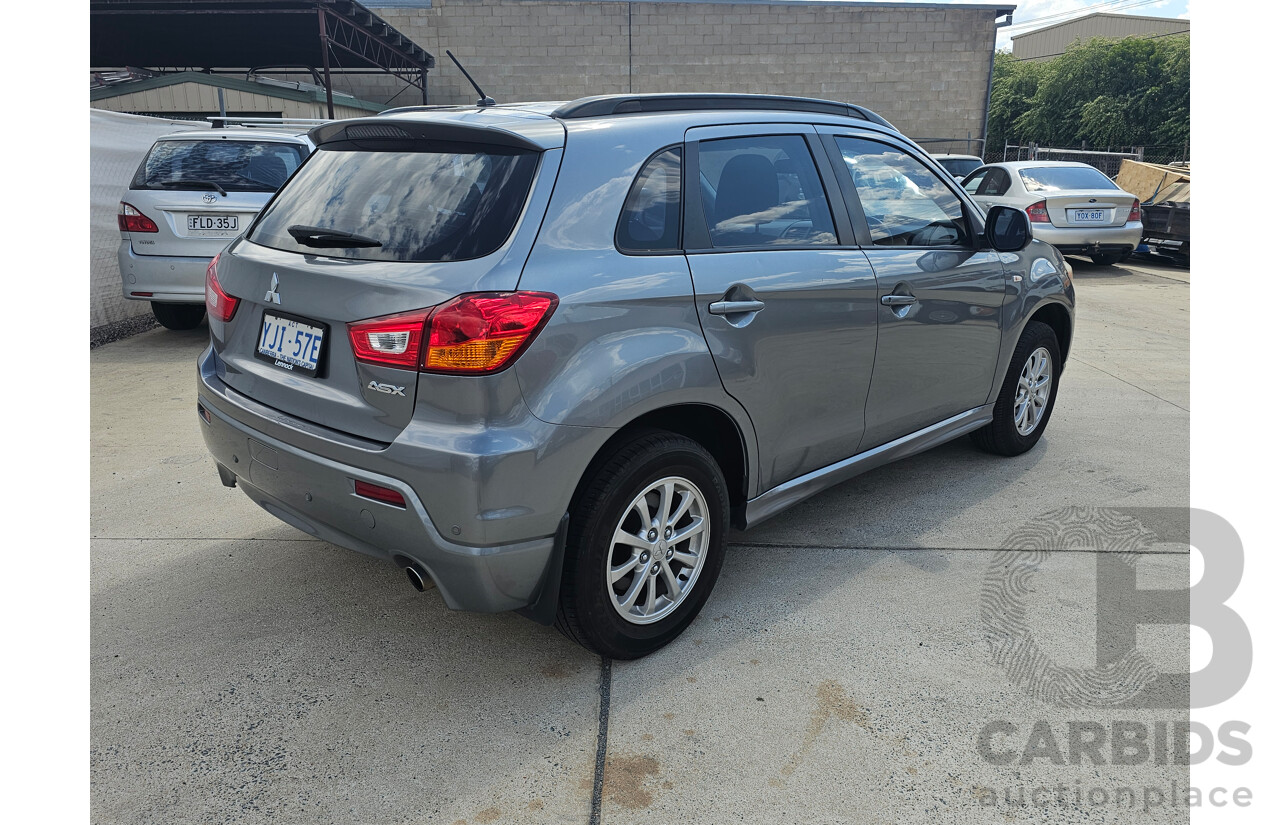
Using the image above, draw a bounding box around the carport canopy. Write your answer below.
[90,0,435,115]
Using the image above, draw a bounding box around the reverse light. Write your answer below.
[347,309,430,369]
[204,253,239,322]
[1128,199,1142,222]
[1025,201,1050,223]
[354,480,406,507]
[347,292,558,374]
[118,202,159,233]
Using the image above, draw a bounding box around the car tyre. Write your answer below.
[151,302,206,331]
[1090,251,1128,266]
[555,431,729,659]
[972,321,1061,457]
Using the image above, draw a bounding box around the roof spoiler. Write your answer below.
[306,118,548,151]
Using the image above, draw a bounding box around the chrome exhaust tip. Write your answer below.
[405,566,427,592]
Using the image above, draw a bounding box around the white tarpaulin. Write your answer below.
[90,110,210,331]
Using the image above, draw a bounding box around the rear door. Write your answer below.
[125,137,307,257]
[683,125,880,491]
[818,129,1007,449]
[211,135,556,443]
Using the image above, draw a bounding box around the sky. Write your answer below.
[943,0,1192,50]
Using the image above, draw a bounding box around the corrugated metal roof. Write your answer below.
[89,71,386,113]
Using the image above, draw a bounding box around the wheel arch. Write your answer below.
[572,403,752,528]
[1027,300,1073,367]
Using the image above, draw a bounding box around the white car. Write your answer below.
[930,153,984,180]
[961,161,1142,266]
[117,126,314,329]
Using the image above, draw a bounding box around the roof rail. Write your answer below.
[550,94,897,131]
[207,116,331,130]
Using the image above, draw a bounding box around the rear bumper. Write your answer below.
[1031,221,1143,255]
[117,240,210,303]
[195,346,587,613]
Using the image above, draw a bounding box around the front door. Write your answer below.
[683,126,880,491]
[819,130,1008,449]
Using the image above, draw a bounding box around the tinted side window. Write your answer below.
[836,137,971,248]
[977,168,1011,196]
[698,135,838,248]
[616,147,681,252]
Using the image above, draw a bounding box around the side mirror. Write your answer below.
[984,205,1031,252]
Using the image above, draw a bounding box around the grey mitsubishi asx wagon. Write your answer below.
[197,94,1074,658]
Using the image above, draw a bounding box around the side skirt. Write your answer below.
[739,405,995,529]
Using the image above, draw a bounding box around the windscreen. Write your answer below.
[1019,166,1118,193]
[248,145,539,262]
[132,140,307,192]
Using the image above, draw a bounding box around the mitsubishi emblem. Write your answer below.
[264,273,282,304]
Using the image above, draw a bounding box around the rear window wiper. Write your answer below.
[287,225,383,248]
[159,179,228,197]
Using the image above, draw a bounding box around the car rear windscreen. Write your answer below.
[937,158,982,177]
[247,145,540,263]
[1018,166,1118,193]
[133,140,308,193]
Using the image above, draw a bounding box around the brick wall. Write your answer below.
[355,0,999,143]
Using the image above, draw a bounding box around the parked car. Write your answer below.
[197,94,1075,658]
[960,161,1142,266]
[118,124,314,329]
[930,153,984,180]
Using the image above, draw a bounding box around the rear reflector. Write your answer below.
[204,253,239,322]
[347,292,558,374]
[354,480,406,507]
[130,291,153,297]
[118,202,159,233]
[1025,201,1050,223]
[1128,199,1142,222]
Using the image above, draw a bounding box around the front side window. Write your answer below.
[962,169,989,195]
[249,145,539,262]
[697,135,838,248]
[836,137,970,248]
[616,147,681,252]
[132,139,307,193]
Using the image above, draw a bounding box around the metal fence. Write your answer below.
[986,142,1191,174]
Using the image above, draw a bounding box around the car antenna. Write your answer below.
[446,50,496,107]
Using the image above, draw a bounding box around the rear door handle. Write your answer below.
[880,294,917,307]
[709,299,766,315]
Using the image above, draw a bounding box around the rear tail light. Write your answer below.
[1128,199,1142,222]
[118,202,159,233]
[347,309,429,369]
[1025,201,1050,223]
[348,292,558,374]
[354,480,406,507]
[204,253,239,322]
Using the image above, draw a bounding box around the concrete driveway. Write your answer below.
[91,258,1190,824]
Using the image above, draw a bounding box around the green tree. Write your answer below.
[986,34,1189,153]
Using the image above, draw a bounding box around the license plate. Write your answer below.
[188,214,239,232]
[257,312,325,375]
[1071,209,1107,223]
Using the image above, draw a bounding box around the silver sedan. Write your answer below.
[961,161,1142,265]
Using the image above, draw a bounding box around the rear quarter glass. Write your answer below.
[133,139,307,193]
[247,145,540,263]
